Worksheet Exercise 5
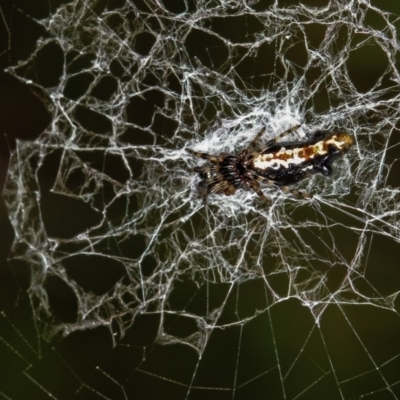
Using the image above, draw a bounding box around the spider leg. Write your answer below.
[260,124,301,153]
[239,127,266,157]
[197,179,236,204]
[250,179,266,198]
[241,124,301,161]
[186,148,224,163]
[255,175,312,199]
[279,185,312,199]
[246,179,273,206]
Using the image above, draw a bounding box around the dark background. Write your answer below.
[1,1,400,399]
[0,0,52,315]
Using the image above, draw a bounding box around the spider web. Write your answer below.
[2,0,400,398]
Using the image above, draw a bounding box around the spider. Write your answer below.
[186,125,354,201]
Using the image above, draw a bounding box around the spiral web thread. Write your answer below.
[3,0,400,398]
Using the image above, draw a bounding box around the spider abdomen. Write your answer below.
[250,132,353,186]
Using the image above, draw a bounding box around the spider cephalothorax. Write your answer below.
[187,125,353,200]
